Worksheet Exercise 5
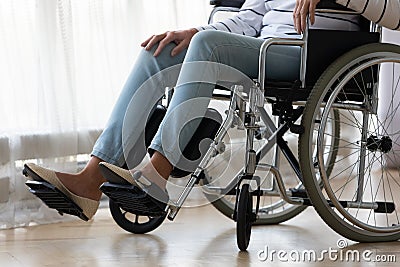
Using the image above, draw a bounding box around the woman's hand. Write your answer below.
[141,28,199,57]
[293,0,321,34]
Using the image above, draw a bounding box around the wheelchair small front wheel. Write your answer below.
[109,199,166,234]
[236,184,254,251]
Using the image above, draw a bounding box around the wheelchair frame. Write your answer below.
[167,4,316,206]
[163,1,400,250]
[93,0,400,250]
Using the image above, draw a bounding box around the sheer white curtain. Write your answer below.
[0,0,210,228]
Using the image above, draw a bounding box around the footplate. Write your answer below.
[100,182,167,217]
[25,180,89,221]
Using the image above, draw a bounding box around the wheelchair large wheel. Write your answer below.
[236,184,253,251]
[300,43,400,242]
[109,199,166,234]
[201,105,340,225]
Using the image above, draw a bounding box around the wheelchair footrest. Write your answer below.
[100,182,167,217]
[25,180,89,221]
[375,202,395,213]
[289,188,308,198]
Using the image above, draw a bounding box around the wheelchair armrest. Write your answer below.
[210,0,245,8]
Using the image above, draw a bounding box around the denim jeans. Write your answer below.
[91,30,301,169]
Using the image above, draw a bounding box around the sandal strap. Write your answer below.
[132,171,169,204]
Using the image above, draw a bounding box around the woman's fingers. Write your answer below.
[141,29,197,57]
[300,5,308,33]
[309,1,317,25]
[170,40,188,57]
[170,29,197,56]
[141,35,153,47]
[142,33,167,52]
[153,32,175,57]
[293,0,320,33]
[293,0,302,33]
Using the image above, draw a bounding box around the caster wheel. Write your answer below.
[109,199,166,234]
[236,184,254,251]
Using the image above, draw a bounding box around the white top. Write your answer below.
[197,0,360,39]
[336,0,400,30]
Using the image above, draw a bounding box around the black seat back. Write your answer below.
[305,28,379,86]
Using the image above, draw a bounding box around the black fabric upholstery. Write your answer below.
[317,0,351,11]
[170,108,223,178]
[143,106,223,178]
[209,0,348,10]
[305,29,379,86]
[210,0,245,8]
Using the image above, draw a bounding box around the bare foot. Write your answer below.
[53,156,106,201]
[55,172,104,201]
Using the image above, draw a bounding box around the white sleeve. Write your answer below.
[336,0,400,30]
[196,0,268,37]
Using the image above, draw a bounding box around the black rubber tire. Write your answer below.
[236,184,253,251]
[109,199,166,234]
[299,43,400,242]
[206,190,306,225]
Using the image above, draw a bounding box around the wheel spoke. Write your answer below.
[300,45,400,241]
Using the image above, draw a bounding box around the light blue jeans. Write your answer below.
[92,30,300,169]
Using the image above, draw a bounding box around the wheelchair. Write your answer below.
[29,0,400,251]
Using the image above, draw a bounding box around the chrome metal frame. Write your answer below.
[167,6,385,221]
[167,83,303,220]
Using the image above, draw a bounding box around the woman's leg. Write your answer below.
[50,30,301,199]
[146,31,301,185]
[55,43,186,201]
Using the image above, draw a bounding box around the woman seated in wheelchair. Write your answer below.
[23,0,399,221]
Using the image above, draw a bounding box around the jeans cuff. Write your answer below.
[91,149,123,166]
[147,143,167,159]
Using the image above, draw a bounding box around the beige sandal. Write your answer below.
[23,163,99,221]
[99,162,168,217]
